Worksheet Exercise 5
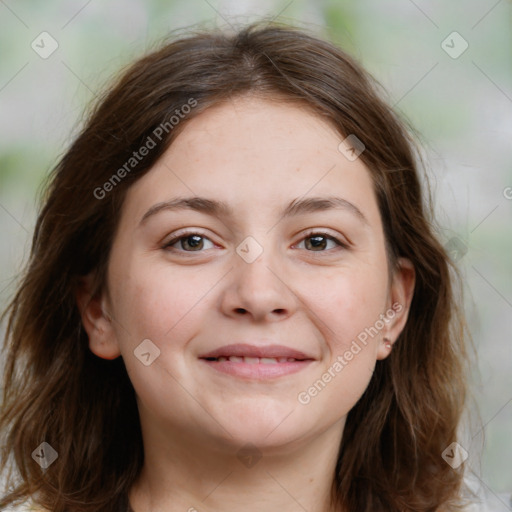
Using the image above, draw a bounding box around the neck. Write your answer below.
[128,409,345,512]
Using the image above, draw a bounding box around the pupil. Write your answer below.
[308,236,326,250]
[185,235,203,250]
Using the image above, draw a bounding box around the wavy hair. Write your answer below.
[0,22,470,511]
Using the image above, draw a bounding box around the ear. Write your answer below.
[75,273,121,360]
[376,257,416,360]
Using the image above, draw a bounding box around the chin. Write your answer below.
[210,402,313,452]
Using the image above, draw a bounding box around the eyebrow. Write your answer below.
[139,195,369,226]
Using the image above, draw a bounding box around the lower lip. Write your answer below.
[199,359,314,379]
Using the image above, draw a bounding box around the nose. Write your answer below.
[219,249,299,323]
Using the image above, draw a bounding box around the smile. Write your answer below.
[199,343,315,379]
[204,356,301,363]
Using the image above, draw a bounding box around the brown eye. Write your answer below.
[163,232,214,252]
[305,235,330,251]
[296,232,347,252]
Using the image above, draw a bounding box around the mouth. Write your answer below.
[203,355,304,363]
[198,343,315,379]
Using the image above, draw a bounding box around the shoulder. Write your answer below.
[3,501,50,512]
[461,471,512,511]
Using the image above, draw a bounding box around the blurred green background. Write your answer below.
[1,0,511,503]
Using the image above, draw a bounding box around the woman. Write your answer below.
[0,22,473,511]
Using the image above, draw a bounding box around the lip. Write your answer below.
[199,343,313,360]
[198,343,315,380]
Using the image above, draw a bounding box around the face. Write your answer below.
[79,95,415,453]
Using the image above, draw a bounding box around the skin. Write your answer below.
[77,95,415,512]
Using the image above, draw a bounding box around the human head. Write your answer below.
[0,22,468,512]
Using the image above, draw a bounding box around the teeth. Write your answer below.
[215,356,298,363]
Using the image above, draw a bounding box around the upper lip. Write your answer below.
[199,343,314,360]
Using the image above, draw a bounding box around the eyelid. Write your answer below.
[161,229,216,250]
[294,229,350,250]
[162,228,350,255]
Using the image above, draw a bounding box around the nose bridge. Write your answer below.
[221,234,297,321]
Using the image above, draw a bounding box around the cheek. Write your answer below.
[306,266,389,349]
[110,264,214,424]
[294,266,387,410]
[309,351,376,419]
[298,287,382,419]
[109,260,210,348]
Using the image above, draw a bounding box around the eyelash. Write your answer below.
[162,230,349,254]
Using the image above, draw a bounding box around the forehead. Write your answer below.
[121,95,380,225]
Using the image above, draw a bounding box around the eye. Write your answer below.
[162,231,215,252]
[162,230,348,254]
[294,231,348,252]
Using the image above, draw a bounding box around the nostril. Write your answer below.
[235,308,247,314]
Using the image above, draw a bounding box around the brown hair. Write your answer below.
[0,21,469,511]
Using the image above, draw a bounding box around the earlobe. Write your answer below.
[376,257,416,360]
[75,274,121,360]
